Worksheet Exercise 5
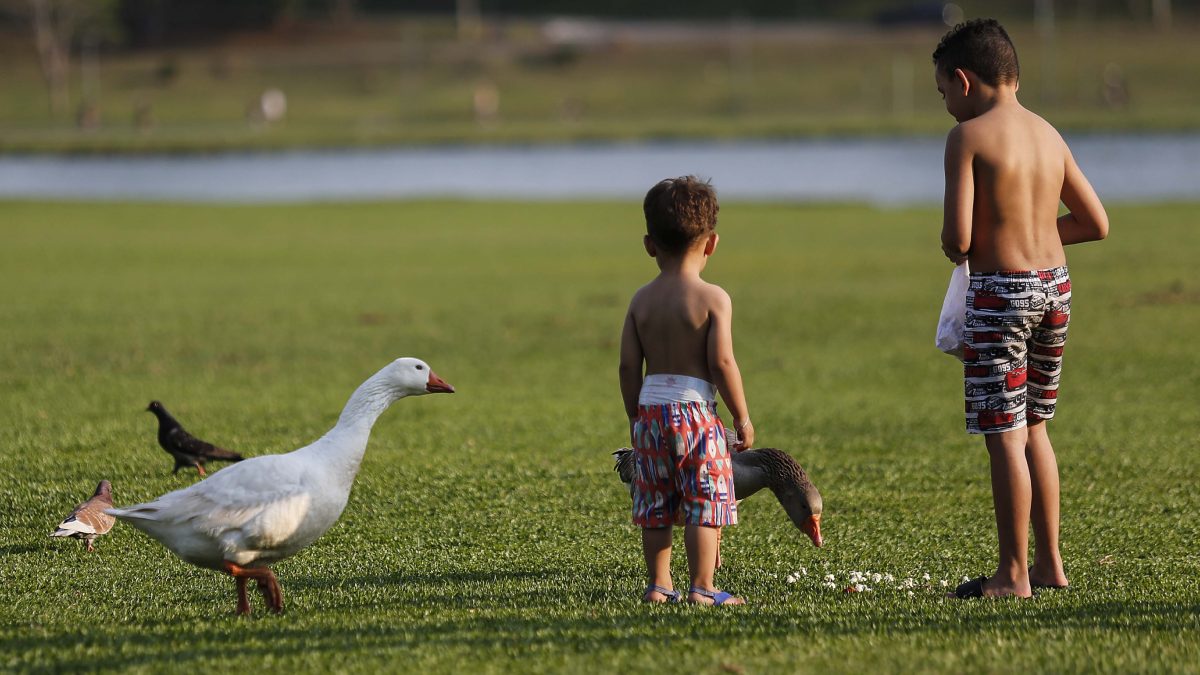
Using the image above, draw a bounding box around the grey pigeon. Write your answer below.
[50,480,116,552]
[147,401,244,476]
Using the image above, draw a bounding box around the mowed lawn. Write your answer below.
[0,200,1196,673]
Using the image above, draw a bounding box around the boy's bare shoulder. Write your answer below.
[697,279,732,312]
[955,107,1068,152]
[626,279,655,312]
[948,115,994,148]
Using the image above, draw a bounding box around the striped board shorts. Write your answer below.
[964,266,1072,435]
[631,401,737,528]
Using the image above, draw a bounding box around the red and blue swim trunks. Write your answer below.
[630,401,737,528]
[964,266,1072,434]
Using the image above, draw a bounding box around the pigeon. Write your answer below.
[50,480,116,552]
[147,401,244,476]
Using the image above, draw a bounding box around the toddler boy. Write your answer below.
[619,176,754,605]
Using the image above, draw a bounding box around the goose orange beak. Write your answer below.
[426,371,455,394]
[801,514,822,547]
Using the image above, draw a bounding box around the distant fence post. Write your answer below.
[892,57,913,118]
[728,14,752,117]
[1036,0,1057,105]
[457,0,482,42]
[1152,0,1172,31]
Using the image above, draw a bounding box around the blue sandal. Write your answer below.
[689,586,741,605]
[643,584,681,603]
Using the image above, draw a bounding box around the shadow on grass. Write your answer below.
[288,567,596,610]
[9,596,1198,673]
[0,544,42,556]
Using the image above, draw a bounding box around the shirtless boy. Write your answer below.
[933,19,1109,599]
[619,176,753,606]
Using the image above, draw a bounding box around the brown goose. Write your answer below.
[50,480,116,552]
[613,446,823,548]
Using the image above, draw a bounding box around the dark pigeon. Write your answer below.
[50,480,115,552]
[147,401,244,477]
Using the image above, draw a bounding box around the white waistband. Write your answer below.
[638,374,717,405]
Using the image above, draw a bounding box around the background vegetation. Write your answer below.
[2,8,1199,153]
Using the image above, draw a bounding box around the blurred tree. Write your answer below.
[1,0,120,116]
[117,0,289,47]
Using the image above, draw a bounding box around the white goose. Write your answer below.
[107,357,454,615]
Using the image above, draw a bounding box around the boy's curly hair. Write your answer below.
[643,176,719,253]
[932,18,1019,86]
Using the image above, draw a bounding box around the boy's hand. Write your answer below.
[943,246,968,265]
[732,419,754,452]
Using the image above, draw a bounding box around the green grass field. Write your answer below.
[1,200,1197,673]
[2,17,1200,153]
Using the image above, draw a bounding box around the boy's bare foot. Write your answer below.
[1029,565,1069,589]
[687,587,745,605]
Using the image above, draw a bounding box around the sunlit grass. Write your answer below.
[0,200,1197,672]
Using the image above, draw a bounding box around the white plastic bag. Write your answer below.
[935,261,970,359]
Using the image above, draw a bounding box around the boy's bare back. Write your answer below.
[947,106,1071,273]
[626,275,730,381]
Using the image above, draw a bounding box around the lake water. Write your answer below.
[1,134,1196,204]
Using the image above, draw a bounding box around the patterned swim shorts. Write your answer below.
[964,266,1072,434]
[631,401,737,528]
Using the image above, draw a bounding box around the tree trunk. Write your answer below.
[30,0,71,116]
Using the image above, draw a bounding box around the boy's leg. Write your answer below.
[983,427,1034,598]
[1026,421,1069,587]
[684,524,743,605]
[642,526,675,602]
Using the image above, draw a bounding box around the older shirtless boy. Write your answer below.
[933,19,1109,599]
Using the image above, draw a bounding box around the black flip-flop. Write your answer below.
[951,575,988,599]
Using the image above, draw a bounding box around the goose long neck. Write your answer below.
[336,373,398,433]
[311,371,402,478]
[731,455,769,499]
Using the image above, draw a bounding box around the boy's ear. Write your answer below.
[703,232,719,256]
[954,68,971,96]
[643,234,657,258]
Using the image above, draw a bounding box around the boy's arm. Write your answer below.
[1058,147,1109,245]
[705,288,753,450]
[618,307,644,444]
[941,126,974,264]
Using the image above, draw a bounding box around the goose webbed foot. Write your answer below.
[255,569,284,614]
[223,561,283,615]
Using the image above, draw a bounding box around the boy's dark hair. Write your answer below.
[643,176,719,253]
[932,18,1019,86]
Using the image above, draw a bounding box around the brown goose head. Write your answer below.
[733,448,823,547]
